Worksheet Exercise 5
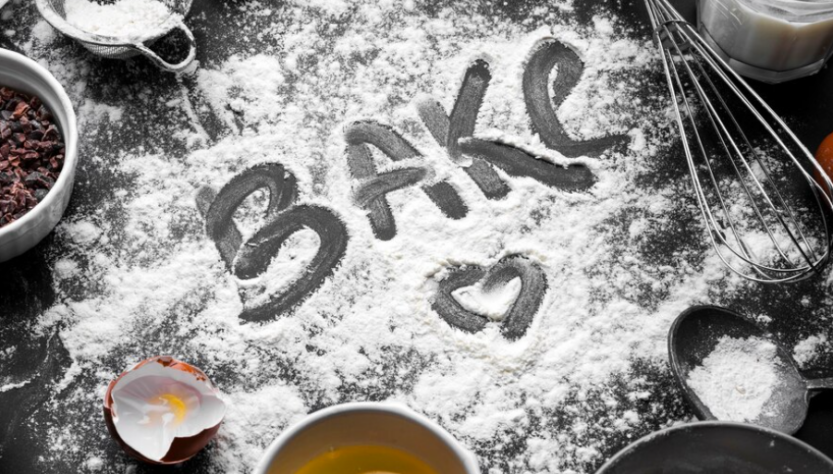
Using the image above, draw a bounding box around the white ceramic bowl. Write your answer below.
[254,402,481,474]
[0,49,77,263]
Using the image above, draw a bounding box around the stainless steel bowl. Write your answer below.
[254,402,480,474]
[596,421,833,474]
[0,49,78,262]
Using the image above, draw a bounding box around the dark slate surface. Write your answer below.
[0,0,832,472]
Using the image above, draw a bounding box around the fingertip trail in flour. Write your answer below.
[178,76,233,143]
[353,168,428,209]
[523,38,628,158]
[460,138,596,191]
[416,68,510,200]
[433,255,547,340]
[423,181,468,219]
[198,163,347,323]
[485,257,547,340]
[345,121,423,160]
[447,59,491,162]
[235,205,349,322]
[346,141,400,241]
[199,163,293,269]
[345,120,468,240]
[415,98,450,145]
[433,267,490,334]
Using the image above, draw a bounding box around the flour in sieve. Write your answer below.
[64,0,176,39]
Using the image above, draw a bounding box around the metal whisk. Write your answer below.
[645,0,833,283]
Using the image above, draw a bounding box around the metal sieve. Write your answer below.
[34,0,196,72]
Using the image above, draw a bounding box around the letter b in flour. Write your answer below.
[197,163,348,323]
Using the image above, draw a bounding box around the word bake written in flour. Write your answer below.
[196,164,348,323]
[347,37,627,240]
[197,38,623,325]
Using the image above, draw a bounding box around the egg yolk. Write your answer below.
[292,445,439,474]
[152,393,187,425]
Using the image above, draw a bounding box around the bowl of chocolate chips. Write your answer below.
[0,49,77,263]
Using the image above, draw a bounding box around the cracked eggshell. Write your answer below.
[102,356,225,465]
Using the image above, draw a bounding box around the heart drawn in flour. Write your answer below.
[432,255,547,340]
[196,163,348,323]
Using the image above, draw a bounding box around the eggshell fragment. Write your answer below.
[103,356,225,464]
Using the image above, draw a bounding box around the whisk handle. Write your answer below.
[134,18,197,73]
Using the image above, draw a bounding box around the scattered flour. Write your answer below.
[687,336,780,422]
[82,456,104,471]
[30,19,56,45]
[60,219,102,246]
[0,378,31,392]
[452,277,522,321]
[63,0,175,39]
[8,0,803,472]
[53,258,80,281]
[794,333,829,368]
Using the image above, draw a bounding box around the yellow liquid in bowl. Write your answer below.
[294,445,440,474]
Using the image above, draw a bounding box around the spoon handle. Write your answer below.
[806,377,833,391]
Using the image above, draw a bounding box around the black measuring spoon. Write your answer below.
[668,305,833,434]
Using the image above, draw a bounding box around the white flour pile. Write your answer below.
[63,0,174,38]
[452,277,522,321]
[687,336,780,422]
[794,333,829,368]
[10,0,805,473]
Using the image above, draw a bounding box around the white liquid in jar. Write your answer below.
[698,0,833,73]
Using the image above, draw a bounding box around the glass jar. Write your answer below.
[697,0,833,83]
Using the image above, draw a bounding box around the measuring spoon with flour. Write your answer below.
[668,305,833,434]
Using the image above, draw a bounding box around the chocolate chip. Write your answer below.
[11,102,30,120]
[0,86,64,228]
[37,105,51,121]
[24,171,41,185]
[20,116,32,134]
[43,124,58,141]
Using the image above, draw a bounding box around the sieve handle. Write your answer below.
[134,18,197,73]
[806,377,833,391]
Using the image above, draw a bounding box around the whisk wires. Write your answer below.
[645,0,833,283]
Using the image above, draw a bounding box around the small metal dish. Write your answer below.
[35,0,196,72]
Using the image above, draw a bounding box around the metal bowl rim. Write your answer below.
[596,421,833,474]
